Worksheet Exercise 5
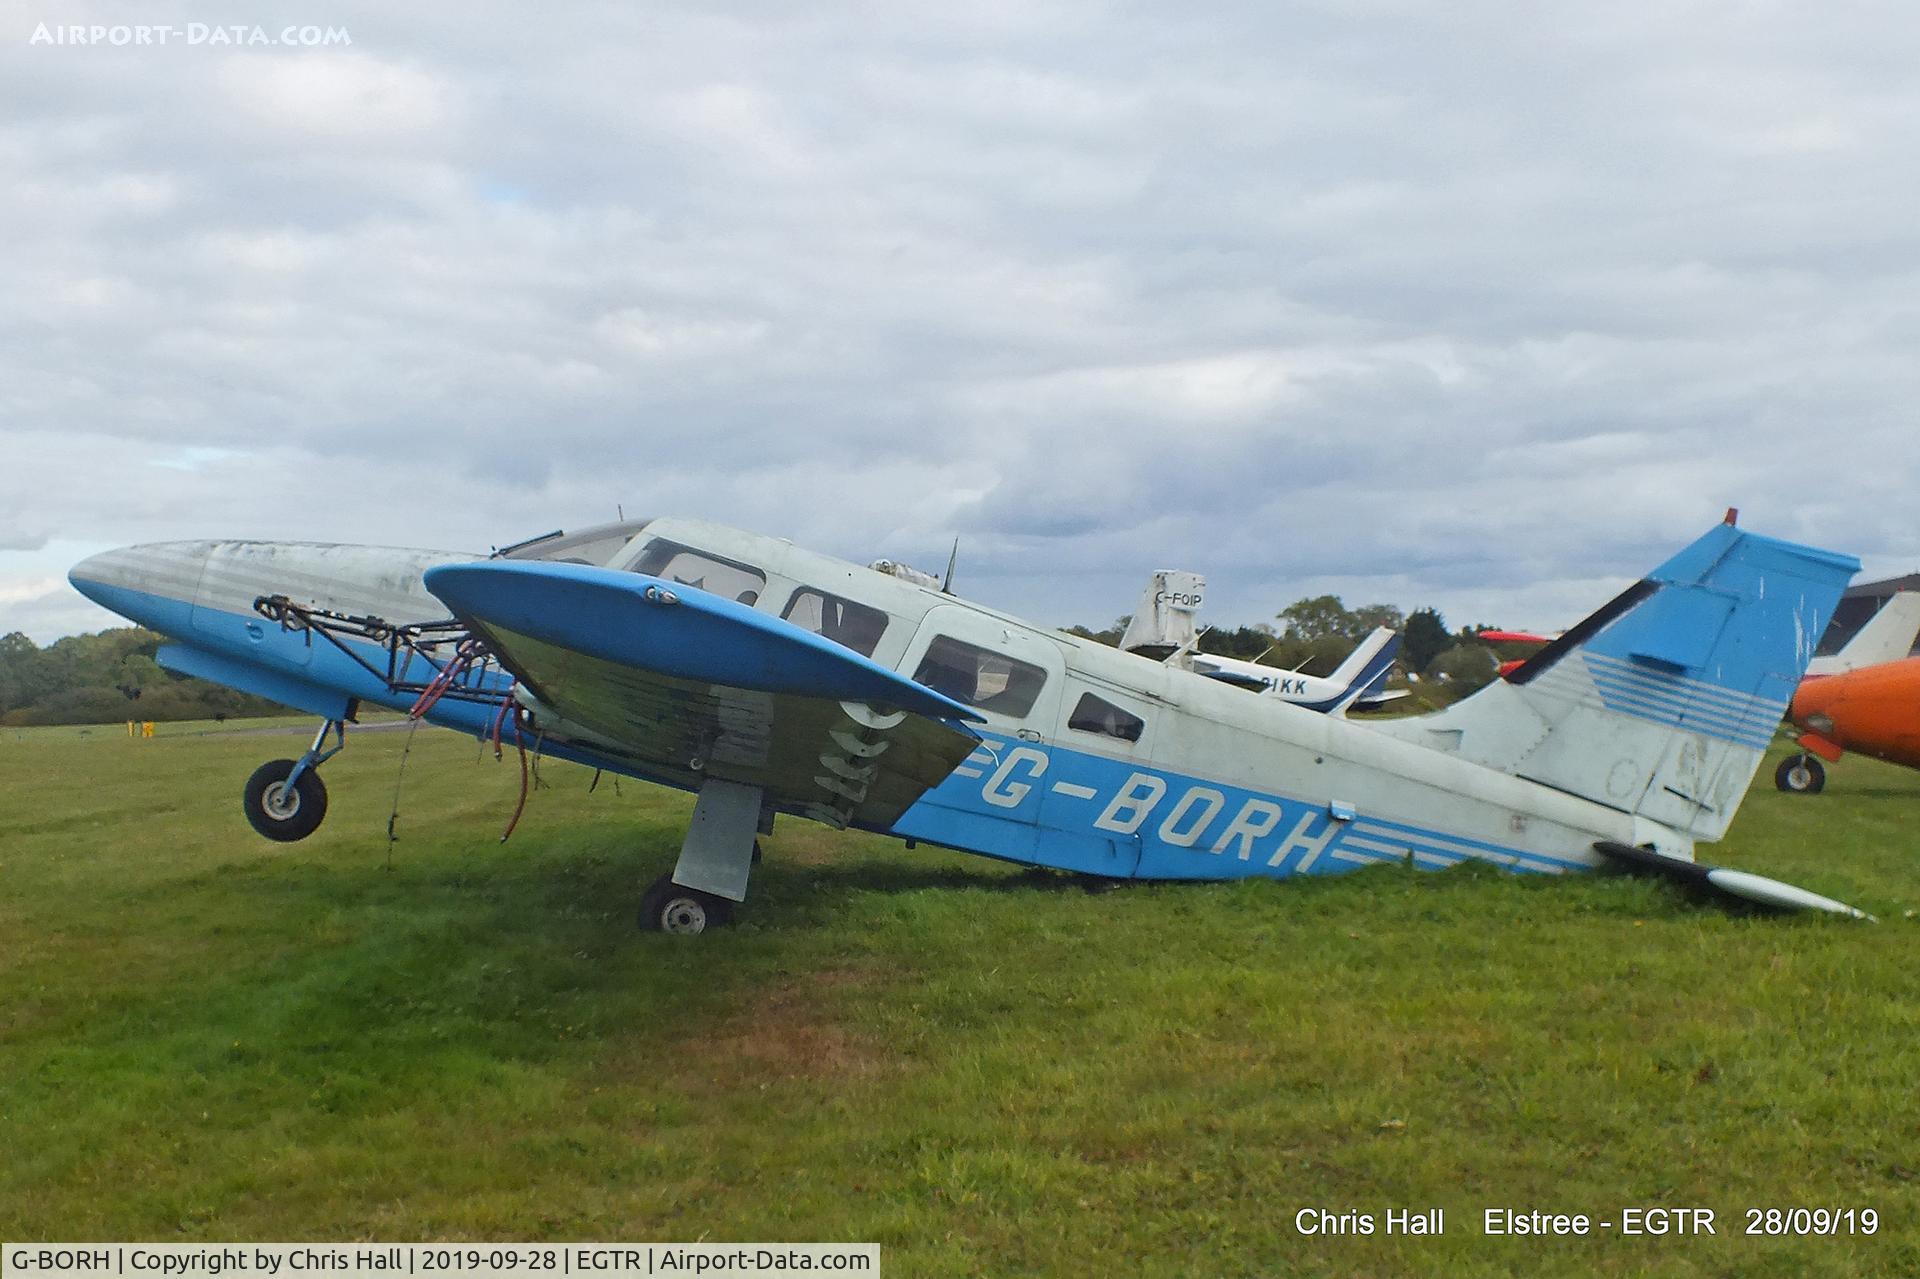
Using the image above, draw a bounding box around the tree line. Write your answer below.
[0,628,289,726]
[1066,595,1522,699]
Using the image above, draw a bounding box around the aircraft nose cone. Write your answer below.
[69,542,212,632]
[69,546,137,599]
[1787,676,1829,729]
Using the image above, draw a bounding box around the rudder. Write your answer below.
[1387,519,1857,843]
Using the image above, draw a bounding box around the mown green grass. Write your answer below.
[2,720,1917,1276]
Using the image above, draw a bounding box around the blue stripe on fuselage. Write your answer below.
[890,737,1578,882]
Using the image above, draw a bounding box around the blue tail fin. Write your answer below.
[1388,520,1857,843]
[1323,626,1403,715]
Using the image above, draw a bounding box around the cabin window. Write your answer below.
[783,588,890,657]
[1068,692,1145,743]
[629,539,767,606]
[913,635,1047,717]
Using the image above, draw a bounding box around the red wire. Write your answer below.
[490,682,516,759]
[409,640,480,719]
[499,712,530,843]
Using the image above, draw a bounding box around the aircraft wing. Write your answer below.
[423,561,984,830]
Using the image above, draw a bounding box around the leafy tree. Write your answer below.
[1349,603,1405,636]
[1197,625,1280,661]
[1063,615,1131,647]
[0,626,293,725]
[1403,607,1453,671]
[1277,595,1355,643]
[1427,642,1498,692]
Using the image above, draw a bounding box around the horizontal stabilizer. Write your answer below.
[1595,841,1874,920]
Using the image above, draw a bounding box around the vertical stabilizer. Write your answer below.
[1807,591,1920,676]
[1119,570,1205,661]
[1379,522,1858,843]
[1320,626,1402,714]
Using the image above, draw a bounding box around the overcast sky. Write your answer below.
[5,1,1919,644]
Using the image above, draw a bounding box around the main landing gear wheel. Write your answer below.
[243,758,330,841]
[638,873,735,934]
[1774,754,1826,794]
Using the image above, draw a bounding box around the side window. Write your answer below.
[630,539,766,606]
[913,635,1048,717]
[782,588,890,658]
[1068,692,1145,743]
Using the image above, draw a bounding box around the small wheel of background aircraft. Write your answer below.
[1774,755,1826,794]
[69,510,1878,930]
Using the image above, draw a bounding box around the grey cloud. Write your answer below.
[4,1,1920,639]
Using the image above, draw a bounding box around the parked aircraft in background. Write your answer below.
[1476,630,1557,679]
[1118,570,1405,714]
[1802,591,1920,678]
[1775,595,1920,794]
[1188,629,1404,714]
[69,512,1871,932]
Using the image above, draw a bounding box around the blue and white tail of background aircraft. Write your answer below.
[69,512,1868,933]
[1189,627,1405,714]
[1117,569,1405,713]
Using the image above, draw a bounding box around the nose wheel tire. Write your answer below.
[638,874,735,934]
[1774,754,1826,794]
[243,759,330,841]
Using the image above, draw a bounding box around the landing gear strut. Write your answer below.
[635,841,762,933]
[637,777,768,933]
[243,719,345,841]
[1774,754,1826,794]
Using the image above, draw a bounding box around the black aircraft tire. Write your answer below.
[1774,755,1826,794]
[638,874,735,934]
[243,759,329,841]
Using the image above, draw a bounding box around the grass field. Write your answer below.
[2,717,1916,1277]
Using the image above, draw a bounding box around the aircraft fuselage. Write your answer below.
[70,517,1691,884]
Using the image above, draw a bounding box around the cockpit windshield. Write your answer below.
[496,519,653,567]
[782,588,889,656]
[629,538,767,606]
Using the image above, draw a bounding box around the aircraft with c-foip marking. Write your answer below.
[68,511,1871,932]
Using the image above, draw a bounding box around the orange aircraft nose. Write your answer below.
[1787,674,1846,761]
[1788,656,1920,770]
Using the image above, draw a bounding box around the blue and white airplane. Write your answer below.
[68,512,1870,932]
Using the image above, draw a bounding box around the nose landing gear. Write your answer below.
[244,718,345,841]
[1774,753,1826,794]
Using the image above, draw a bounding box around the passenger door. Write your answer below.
[1036,678,1161,877]
[894,606,1065,855]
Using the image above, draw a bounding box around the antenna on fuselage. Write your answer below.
[942,538,959,593]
